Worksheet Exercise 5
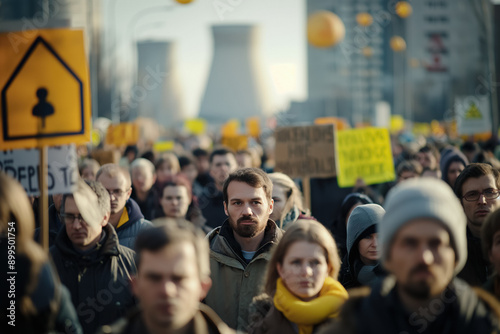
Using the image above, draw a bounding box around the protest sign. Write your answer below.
[0,145,78,196]
[336,127,395,187]
[274,124,336,178]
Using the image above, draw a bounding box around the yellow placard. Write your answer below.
[153,140,175,152]
[91,129,101,147]
[221,135,248,151]
[0,28,91,149]
[246,117,260,138]
[412,123,431,136]
[105,123,139,146]
[184,118,206,135]
[221,120,240,137]
[336,127,395,187]
[390,115,405,133]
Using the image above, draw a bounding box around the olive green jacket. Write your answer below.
[204,220,282,332]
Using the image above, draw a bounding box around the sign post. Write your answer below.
[0,28,91,251]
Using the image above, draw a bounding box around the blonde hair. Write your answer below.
[264,220,340,295]
[155,153,181,174]
[268,172,306,222]
[0,172,47,314]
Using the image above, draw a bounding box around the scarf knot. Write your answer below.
[273,276,348,334]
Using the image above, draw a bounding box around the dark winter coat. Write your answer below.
[130,187,157,221]
[97,303,235,334]
[199,188,226,229]
[458,227,492,286]
[50,224,137,334]
[204,220,282,331]
[1,236,82,334]
[34,203,63,247]
[247,294,328,334]
[115,198,153,249]
[319,276,500,334]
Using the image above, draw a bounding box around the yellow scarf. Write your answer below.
[273,277,348,334]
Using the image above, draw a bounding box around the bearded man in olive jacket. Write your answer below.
[204,168,282,331]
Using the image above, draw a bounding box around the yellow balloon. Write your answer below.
[362,46,374,58]
[175,0,194,4]
[307,11,345,48]
[390,36,406,52]
[356,12,373,27]
[395,1,412,18]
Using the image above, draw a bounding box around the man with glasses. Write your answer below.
[50,179,136,334]
[454,163,500,286]
[97,164,152,249]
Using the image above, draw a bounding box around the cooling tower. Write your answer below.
[136,40,185,127]
[199,25,274,124]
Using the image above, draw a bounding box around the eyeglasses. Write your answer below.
[106,188,129,197]
[462,189,500,202]
[60,213,85,224]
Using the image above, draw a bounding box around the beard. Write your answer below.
[229,216,266,238]
[400,265,434,300]
[401,281,431,300]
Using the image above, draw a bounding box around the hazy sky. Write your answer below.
[103,0,306,118]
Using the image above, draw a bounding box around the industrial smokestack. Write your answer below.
[199,25,274,124]
[136,40,185,127]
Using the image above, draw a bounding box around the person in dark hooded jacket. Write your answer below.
[440,147,468,188]
[331,193,373,259]
[340,204,385,289]
[50,180,137,334]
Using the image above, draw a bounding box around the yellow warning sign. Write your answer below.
[464,102,482,119]
[0,28,91,149]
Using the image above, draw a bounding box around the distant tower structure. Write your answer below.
[136,40,185,128]
[199,25,274,124]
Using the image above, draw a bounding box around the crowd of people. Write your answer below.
[3,135,500,333]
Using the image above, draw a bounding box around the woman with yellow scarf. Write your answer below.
[248,220,348,334]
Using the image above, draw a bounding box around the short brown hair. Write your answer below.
[481,207,500,258]
[454,163,500,199]
[222,168,272,203]
[134,218,210,278]
[264,220,341,295]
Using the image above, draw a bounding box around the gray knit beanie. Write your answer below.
[381,178,467,274]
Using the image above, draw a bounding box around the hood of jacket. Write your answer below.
[207,219,282,267]
[53,223,121,264]
[117,198,145,231]
[440,148,468,185]
[346,204,384,265]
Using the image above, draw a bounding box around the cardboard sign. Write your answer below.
[0,28,91,149]
[105,123,139,146]
[0,145,78,196]
[91,149,121,166]
[456,96,491,135]
[274,124,336,178]
[336,127,395,187]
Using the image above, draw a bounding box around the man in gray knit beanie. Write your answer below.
[319,178,500,334]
